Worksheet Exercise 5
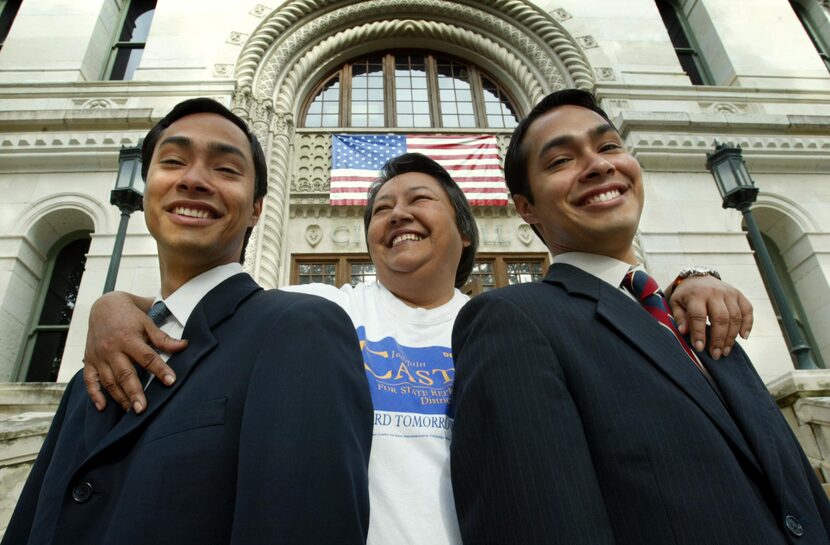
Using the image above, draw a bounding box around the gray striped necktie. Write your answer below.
[138,301,171,386]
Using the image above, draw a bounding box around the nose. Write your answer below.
[177,162,215,195]
[580,152,615,182]
[388,201,413,225]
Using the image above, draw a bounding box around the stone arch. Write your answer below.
[743,199,829,367]
[4,203,97,381]
[232,0,594,287]
[15,194,104,256]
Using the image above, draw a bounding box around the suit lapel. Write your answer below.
[80,273,262,465]
[547,264,762,474]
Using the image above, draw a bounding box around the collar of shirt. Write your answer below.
[553,252,645,300]
[153,262,244,336]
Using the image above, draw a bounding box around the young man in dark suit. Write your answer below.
[3,98,373,545]
[450,89,830,545]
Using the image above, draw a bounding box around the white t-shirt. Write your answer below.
[284,281,467,545]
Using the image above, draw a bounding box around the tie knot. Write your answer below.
[622,270,660,302]
[147,301,171,327]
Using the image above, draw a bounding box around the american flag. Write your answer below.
[329,134,509,206]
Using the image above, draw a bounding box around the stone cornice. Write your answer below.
[615,111,830,172]
[0,109,154,132]
[0,80,234,98]
[616,111,830,135]
[0,131,143,172]
[595,83,830,104]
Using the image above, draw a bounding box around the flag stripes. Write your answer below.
[330,134,509,206]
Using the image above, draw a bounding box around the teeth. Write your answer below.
[585,189,621,205]
[392,233,424,246]
[173,207,212,219]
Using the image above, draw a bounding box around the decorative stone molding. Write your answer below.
[70,98,129,110]
[234,0,595,286]
[594,67,616,81]
[249,4,271,17]
[753,195,821,234]
[626,131,830,172]
[552,7,572,21]
[12,193,108,238]
[213,64,235,78]
[288,203,521,219]
[629,133,830,152]
[235,0,594,91]
[516,224,534,246]
[292,132,332,193]
[80,98,114,109]
[305,224,323,247]
[0,132,142,150]
[603,98,630,113]
[576,35,598,49]
[701,102,749,114]
[226,31,248,45]
[273,19,545,114]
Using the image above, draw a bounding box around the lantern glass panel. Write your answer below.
[731,157,754,188]
[714,160,738,196]
[115,159,136,190]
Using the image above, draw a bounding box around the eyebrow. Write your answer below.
[537,123,618,158]
[158,135,248,163]
[374,185,438,203]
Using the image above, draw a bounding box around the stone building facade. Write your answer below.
[1,0,830,534]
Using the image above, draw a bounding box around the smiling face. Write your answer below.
[513,105,644,263]
[367,172,470,305]
[143,112,262,281]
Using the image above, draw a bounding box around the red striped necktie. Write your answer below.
[621,270,709,376]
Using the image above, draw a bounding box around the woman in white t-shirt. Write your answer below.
[83,153,753,545]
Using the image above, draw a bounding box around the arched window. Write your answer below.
[19,234,91,382]
[107,0,156,80]
[302,51,520,129]
[791,0,830,71]
[750,232,826,369]
[655,0,713,85]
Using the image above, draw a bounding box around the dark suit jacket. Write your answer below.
[451,263,830,545]
[4,273,373,545]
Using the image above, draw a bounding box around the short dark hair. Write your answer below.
[362,153,479,289]
[504,88,612,202]
[142,98,268,262]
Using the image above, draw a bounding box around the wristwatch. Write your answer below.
[677,266,721,281]
[669,266,721,294]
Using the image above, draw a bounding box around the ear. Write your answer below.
[250,197,263,226]
[461,234,472,248]
[513,194,540,226]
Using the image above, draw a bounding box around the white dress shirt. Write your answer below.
[553,251,642,301]
[144,262,243,388]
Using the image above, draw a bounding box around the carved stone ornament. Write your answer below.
[227,31,247,45]
[82,98,114,109]
[604,99,630,111]
[305,224,323,247]
[576,35,597,49]
[214,63,234,77]
[235,0,594,91]
[594,67,616,81]
[517,224,534,246]
[552,8,572,21]
[702,102,747,114]
[249,4,270,17]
